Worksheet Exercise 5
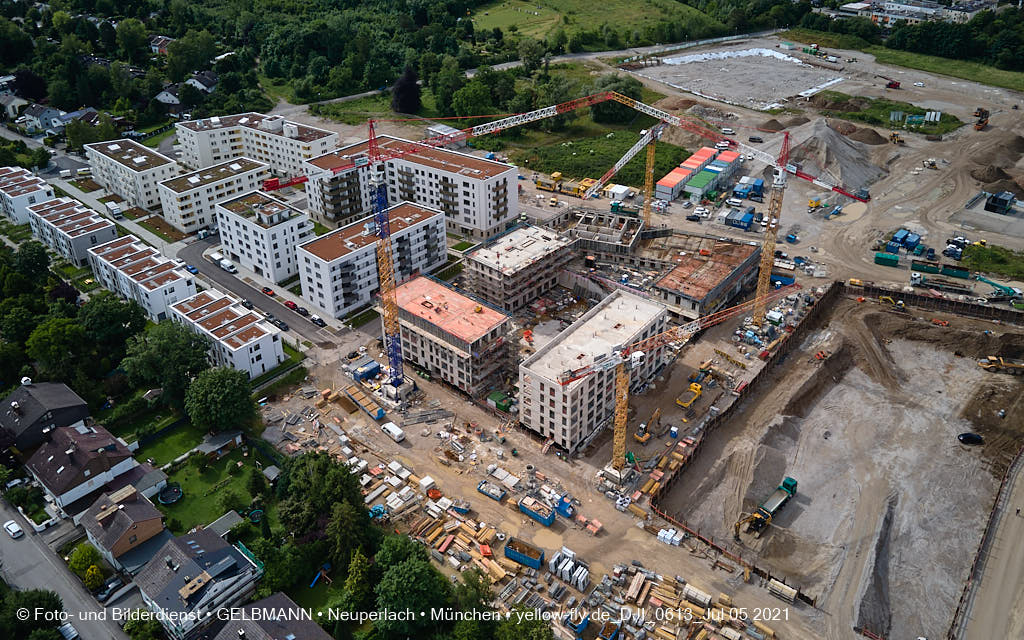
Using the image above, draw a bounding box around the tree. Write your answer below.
[218,489,246,513]
[11,69,46,102]
[84,565,104,591]
[494,605,554,640]
[79,291,145,357]
[115,19,148,63]
[122,321,210,407]
[335,547,373,613]
[14,242,50,281]
[26,318,87,375]
[590,74,643,124]
[375,557,451,636]
[178,83,204,110]
[452,81,494,118]
[184,367,255,433]
[1,306,38,346]
[374,534,427,571]
[68,543,102,578]
[0,18,33,67]
[390,66,421,114]
[47,280,79,306]
[455,568,492,612]
[2,589,63,638]
[30,147,50,170]
[247,468,267,498]
[517,37,546,74]
[123,615,164,640]
[277,452,369,540]
[432,55,465,116]
[324,500,371,572]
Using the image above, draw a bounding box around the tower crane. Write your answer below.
[753,132,790,326]
[557,284,799,473]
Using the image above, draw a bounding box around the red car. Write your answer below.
[261,287,275,296]
[284,300,298,311]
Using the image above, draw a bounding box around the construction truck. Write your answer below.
[977,356,1024,375]
[877,75,900,89]
[975,109,989,131]
[923,158,937,169]
[975,275,1022,300]
[535,172,562,192]
[734,477,798,540]
[675,382,702,408]
[889,131,904,145]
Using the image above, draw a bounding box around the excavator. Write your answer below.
[889,131,904,145]
[876,75,900,89]
[734,477,798,541]
[634,407,660,445]
[879,296,907,312]
[922,158,938,169]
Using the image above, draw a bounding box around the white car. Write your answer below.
[4,520,24,538]
[694,207,708,215]
[913,82,925,87]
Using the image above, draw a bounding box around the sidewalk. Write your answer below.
[53,178,190,257]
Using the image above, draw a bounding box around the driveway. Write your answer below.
[0,501,129,640]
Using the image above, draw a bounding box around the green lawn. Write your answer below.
[813,90,963,135]
[288,572,345,612]
[136,421,209,466]
[962,245,1024,281]
[310,91,441,125]
[98,194,124,204]
[781,29,1024,92]
[250,343,306,389]
[288,284,302,296]
[158,449,270,534]
[68,179,100,193]
[137,219,182,243]
[312,221,331,236]
[472,0,722,42]
[451,241,475,251]
[142,128,175,149]
[72,274,100,293]
[0,221,32,243]
[54,261,91,280]
[346,308,380,328]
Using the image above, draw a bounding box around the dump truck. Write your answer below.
[504,537,544,569]
[734,477,797,540]
[676,383,702,408]
[518,495,555,526]
[910,273,973,295]
[978,356,1024,375]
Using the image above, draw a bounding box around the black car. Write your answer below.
[274,319,290,332]
[96,577,124,602]
[296,307,310,316]
[686,214,701,222]
[958,433,984,446]
[748,136,764,143]
[241,299,254,309]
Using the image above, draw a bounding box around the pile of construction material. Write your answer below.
[410,511,508,581]
[657,527,685,546]
[548,547,590,591]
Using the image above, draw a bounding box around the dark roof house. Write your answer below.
[82,485,166,573]
[26,423,136,508]
[186,71,218,93]
[0,381,89,451]
[211,592,332,640]
[136,529,262,640]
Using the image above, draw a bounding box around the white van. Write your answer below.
[726,198,743,207]
[721,127,735,135]
[219,259,237,273]
[209,251,224,263]
[715,141,731,150]
[59,169,72,179]
[381,422,405,443]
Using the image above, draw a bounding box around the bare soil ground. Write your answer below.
[656,298,1024,640]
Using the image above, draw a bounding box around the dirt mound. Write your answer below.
[831,121,857,135]
[761,119,785,132]
[786,116,810,127]
[687,104,736,121]
[848,127,888,145]
[854,493,896,637]
[970,136,1024,167]
[925,134,942,141]
[782,345,854,417]
[661,97,696,111]
[1008,134,1024,153]
[971,165,1012,183]
[790,119,887,189]
[985,179,1024,199]
[811,94,870,112]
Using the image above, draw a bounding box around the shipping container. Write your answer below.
[904,233,921,249]
[941,264,970,279]
[477,480,506,502]
[518,496,555,526]
[504,537,544,569]
[353,361,381,381]
[892,229,909,245]
[885,241,901,254]
[751,178,765,196]
[770,273,796,286]
[910,259,940,274]
[874,252,899,267]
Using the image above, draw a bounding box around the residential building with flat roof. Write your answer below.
[0,166,54,224]
[157,158,269,233]
[169,289,285,378]
[465,223,575,313]
[303,135,518,238]
[28,197,116,266]
[519,290,669,452]
[216,191,312,283]
[85,140,178,211]
[296,202,446,319]
[87,235,197,321]
[174,113,338,176]
[395,276,511,397]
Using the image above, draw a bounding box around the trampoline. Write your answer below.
[248,509,264,523]
[157,482,183,505]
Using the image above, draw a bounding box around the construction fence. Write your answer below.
[856,283,1024,324]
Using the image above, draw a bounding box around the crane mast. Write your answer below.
[753,132,790,326]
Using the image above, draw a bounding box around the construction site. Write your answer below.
[239,31,1024,640]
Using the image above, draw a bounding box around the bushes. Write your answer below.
[68,543,102,580]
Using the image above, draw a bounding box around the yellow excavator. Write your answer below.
[923,158,938,169]
[879,296,906,312]
[634,407,660,444]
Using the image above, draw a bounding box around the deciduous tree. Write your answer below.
[122,321,210,407]
[184,367,255,433]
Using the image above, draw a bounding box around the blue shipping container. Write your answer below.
[771,273,796,286]
[886,241,901,254]
[893,229,909,244]
[353,361,381,381]
[751,178,765,195]
[904,233,921,249]
[504,538,544,569]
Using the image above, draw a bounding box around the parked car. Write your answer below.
[184,264,199,274]
[694,207,708,215]
[958,433,983,446]
[96,576,124,603]
[284,300,298,311]
[311,315,327,327]
[273,319,289,331]
[4,520,24,539]
[261,287,275,296]
[748,136,764,143]
[57,622,79,640]
[296,307,310,316]
[240,299,254,309]
[682,201,693,209]
[686,214,701,222]
[264,313,275,323]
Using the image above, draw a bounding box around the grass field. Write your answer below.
[781,29,1024,92]
[962,245,1024,281]
[472,0,722,43]
[159,449,270,534]
[136,422,208,466]
[312,221,331,236]
[346,308,380,328]
[142,128,175,149]
[311,91,441,125]
[814,90,963,135]
[451,241,475,251]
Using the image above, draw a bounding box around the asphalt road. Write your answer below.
[0,502,129,640]
[177,237,338,345]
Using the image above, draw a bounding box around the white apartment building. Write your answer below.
[519,290,669,453]
[169,289,285,379]
[0,166,55,224]
[465,223,575,313]
[85,140,178,211]
[157,158,269,233]
[296,202,446,319]
[87,235,197,321]
[27,197,116,266]
[216,191,313,284]
[395,276,511,397]
[174,113,338,176]
[303,135,518,238]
